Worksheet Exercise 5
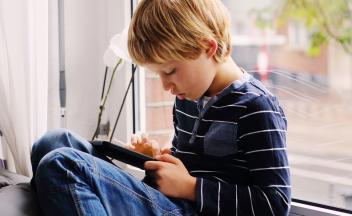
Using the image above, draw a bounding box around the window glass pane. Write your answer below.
[222,0,352,210]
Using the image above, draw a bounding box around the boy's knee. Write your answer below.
[35,147,79,190]
[31,128,72,158]
[36,147,79,179]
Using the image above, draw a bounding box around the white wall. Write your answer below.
[63,0,133,142]
[48,0,61,130]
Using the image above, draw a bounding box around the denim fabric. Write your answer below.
[31,129,196,216]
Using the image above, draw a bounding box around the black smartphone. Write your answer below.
[90,140,156,170]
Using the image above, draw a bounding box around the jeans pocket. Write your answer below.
[204,122,238,157]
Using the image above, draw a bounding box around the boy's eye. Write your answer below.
[165,68,176,75]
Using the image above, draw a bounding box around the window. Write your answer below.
[222,1,352,212]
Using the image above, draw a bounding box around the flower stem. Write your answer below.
[92,58,123,140]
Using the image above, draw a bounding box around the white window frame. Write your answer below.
[290,201,352,216]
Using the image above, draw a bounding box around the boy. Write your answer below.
[31,0,290,215]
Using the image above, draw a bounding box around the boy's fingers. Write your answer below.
[149,140,160,157]
[131,134,138,144]
[155,154,180,165]
[160,148,171,154]
[141,133,149,143]
[137,135,142,144]
[144,161,164,170]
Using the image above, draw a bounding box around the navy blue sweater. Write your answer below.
[171,72,291,216]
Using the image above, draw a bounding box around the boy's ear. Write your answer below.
[205,39,218,59]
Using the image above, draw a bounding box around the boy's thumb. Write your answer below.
[155,154,179,165]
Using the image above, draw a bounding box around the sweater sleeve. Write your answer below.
[171,102,178,155]
[194,95,291,216]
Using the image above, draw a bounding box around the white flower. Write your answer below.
[103,26,131,67]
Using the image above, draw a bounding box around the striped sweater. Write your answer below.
[171,72,291,216]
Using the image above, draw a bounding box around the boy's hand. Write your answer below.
[144,154,196,201]
[126,133,160,157]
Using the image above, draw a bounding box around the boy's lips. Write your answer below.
[176,93,185,100]
[170,90,186,99]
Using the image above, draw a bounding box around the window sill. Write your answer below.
[290,200,352,216]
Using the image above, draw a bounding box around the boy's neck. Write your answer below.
[205,57,243,97]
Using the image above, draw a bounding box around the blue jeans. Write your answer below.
[31,129,196,216]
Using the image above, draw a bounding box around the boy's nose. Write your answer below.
[160,77,173,91]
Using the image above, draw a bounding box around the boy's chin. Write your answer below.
[175,93,199,101]
[176,94,185,100]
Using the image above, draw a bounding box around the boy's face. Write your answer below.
[144,52,217,101]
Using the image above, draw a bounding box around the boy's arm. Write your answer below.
[194,95,290,216]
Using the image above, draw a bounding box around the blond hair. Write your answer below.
[128,0,232,65]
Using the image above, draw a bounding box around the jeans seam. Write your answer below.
[168,208,182,215]
[141,183,183,215]
[92,164,180,215]
[99,172,173,214]
[142,182,156,201]
[67,171,83,216]
[67,160,110,216]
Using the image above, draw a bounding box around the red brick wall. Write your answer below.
[145,75,174,147]
[270,46,328,75]
[271,27,328,75]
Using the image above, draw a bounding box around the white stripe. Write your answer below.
[217,182,221,216]
[275,187,290,206]
[200,178,204,212]
[176,109,238,125]
[212,104,247,109]
[232,91,260,96]
[175,109,197,119]
[235,185,238,216]
[232,158,246,163]
[276,190,290,207]
[176,127,205,138]
[266,185,291,188]
[212,176,229,184]
[248,187,256,216]
[245,148,286,155]
[202,119,238,125]
[176,149,197,155]
[239,110,281,119]
[239,129,287,139]
[172,146,198,155]
[232,165,249,170]
[250,166,289,172]
[258,188,275,216]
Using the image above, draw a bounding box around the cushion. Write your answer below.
[0,169,30,187]
[0,169,40,216]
